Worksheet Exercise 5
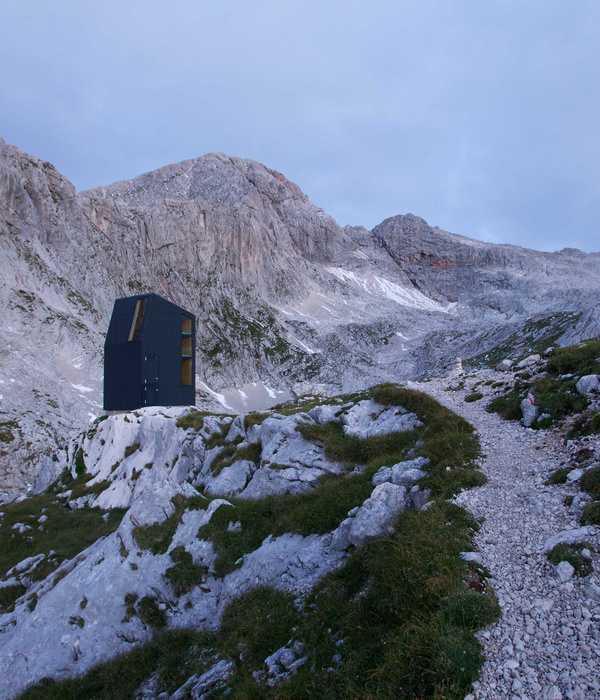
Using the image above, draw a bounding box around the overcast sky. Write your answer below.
[1,0,599,252]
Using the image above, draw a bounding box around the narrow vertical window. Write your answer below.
[128,298,147,341]
[181,314,193,385]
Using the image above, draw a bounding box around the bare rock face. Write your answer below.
[1,136,600,496]
[372,214,600,319]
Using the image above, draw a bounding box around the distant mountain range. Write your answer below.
[1,137,599,499]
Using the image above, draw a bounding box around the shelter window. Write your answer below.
[181,315,193,386]
[128,298,148,341]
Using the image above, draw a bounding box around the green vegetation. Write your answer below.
[124,443,140,458]
[197,475,375,577]
[486,385,524,420]
[465,392,484,403]
[0,483,126,589]
[197,384,483,578]
[17,382,496,699]
[567,410,600,440]
[545,339,600,376]
[582,502,600,525]
[486,338,600,425]
[176,410,209,431]
[74,448,86,477]
[0,420,19,444]
[20,502,497,700]
[133,494,206,555]
[547,543,593,577]
[137,595,167,629]
[19,630,215,700]
[580,466,600,499]
[165,546,208,595]
[0,583,27,613]
[546,468,571,485]
[464,312,581,370]
[579,466,600,525]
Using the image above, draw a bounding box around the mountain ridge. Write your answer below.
[1,136,599,499]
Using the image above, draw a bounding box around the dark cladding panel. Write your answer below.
[103,343,143,410]
[105,297,141,346]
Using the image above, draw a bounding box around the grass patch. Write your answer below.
[208,444,237,477]
[199,385,482,575]
[275,502,498,699]
[547,543,593,577]
[465,392,483,403]
[580,466,600,499]
[582,502,600,525]
[567,410,600,440]
[198,474,374,577]
[176,411,214,432]
[244,412,271,428]
[124,443,140,458]
[297,420,417,467]
[486,386,524,420]
[235,442,262,463]
[74,449,86,477]
[485,339,600,423]
[545,338,600,376]
[0,490,127,584]
[165,546,208,595]
[531,375,588,418]
[18,630,212,699]
[133,494,206,555]
[137,595,167,629]
[546,468,571,485]
[0,583,27,613]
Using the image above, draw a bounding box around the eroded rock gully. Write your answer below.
[414,373,600,700]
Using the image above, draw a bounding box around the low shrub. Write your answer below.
[547,543,593,577]
[465,392,483,403]
[582,502,600,525]
[546,468,571,485]
[137,596,166,629]
[486,388,523,421]
[580,466,600,499]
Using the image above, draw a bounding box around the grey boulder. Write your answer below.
[521,395,539,427]
[576,375,599,395]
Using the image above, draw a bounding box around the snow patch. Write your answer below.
[326,267,446,313]
[72,384,93,393]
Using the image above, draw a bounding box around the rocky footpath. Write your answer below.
[415,368,600,700]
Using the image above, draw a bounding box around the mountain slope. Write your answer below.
[1,137,599,498]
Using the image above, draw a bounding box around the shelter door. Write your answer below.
[144,356,159,406]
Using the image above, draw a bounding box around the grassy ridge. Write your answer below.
[18,384,496,699]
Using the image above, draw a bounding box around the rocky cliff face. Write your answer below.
[1,137,599,498]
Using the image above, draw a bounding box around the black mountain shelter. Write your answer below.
[104,293,196,411]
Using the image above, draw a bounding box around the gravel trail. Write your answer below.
[413,372,600,700]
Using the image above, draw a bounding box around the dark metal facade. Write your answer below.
[104,293,196,410]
